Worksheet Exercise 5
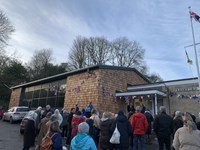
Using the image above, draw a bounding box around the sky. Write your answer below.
[1,0,200,81]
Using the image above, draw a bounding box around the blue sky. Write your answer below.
[1,0,200,81]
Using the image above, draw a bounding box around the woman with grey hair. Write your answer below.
[70,122,97,150]
[172,112,200,150]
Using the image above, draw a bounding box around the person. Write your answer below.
[196,112,200,130]
[42,105,53,118]
[99,112,114,150]
[35,106,43,135]
[144,109,154,144]
[48,120,63,150]
[66,107,76,145]
[86,118,99,147]
[61,109,69,138]
[71,110,85,139]
[75,104,79,112]
[130,106,148,150]
[173,111,183,137]
[172,112,200,150]
[90,109,100,146]
[53,109,63,126]
[23,111,37,150]
[110,110,133,150]
[36,112,52,150]
[84,102,93,118]
[153,106,173,150]
[70,122,97,150]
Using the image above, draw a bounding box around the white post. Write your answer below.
[189,7,200,92]
[155,94,158,114]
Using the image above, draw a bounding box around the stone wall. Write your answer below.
[9,88,22,108]
[64,68,147,115]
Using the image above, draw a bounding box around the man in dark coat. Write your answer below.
[144,109,154,144]
[153,106,173,150]
[23,112,36,150]
[110,110,133,150]
[66,107,75,145]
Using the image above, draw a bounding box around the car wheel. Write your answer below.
[0,116,2,119]
[2,116,5,121]
[10,117,13,124]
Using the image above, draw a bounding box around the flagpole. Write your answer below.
[188,6,200,92]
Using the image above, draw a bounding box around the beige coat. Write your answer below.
[172,126,200,150]
[36,117,50,145]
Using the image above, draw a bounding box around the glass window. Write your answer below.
[38,98,47,108]
[33,90,40,98]
[31,99,39,108]
[24,91,33,99]
[47,97,56,107]
[40,89,48,98]
[55,97,64,108]
[16,108,29,112]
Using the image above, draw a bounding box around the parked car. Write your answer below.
[3,106,30,123]
[0,107,4,119]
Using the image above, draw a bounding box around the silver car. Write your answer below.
[3,106,30,123]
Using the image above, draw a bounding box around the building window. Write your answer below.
[21,79,66,109]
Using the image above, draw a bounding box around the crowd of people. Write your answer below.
[21,102,200,150]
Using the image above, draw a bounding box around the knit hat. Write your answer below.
[78,122,89,133]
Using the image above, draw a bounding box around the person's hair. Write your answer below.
[78,122,89,133]
[54,109,60,115]
[159,106,166,113]
[75,110,81,116]
[183,112,194,133]
[135,106,142,112]
[71,108,75,111]
[46,112,52,118]
[50,121,61,133]
[102,112,112,119]
[91,109,97,115]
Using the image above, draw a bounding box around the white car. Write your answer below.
[3,106,30,123]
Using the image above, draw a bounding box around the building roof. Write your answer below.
[11,64,150,89]
[128,77,198,91]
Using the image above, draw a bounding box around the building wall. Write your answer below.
[168,84,200,119]
[64,68,147,115]
[9,88,22,108]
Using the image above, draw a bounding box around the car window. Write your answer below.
[16,108,29,112]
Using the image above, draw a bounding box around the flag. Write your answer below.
[190,11,200,23]
[185,50,193,65]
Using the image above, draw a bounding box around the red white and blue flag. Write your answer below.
[190,11,200,23]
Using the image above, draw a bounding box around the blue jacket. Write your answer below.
[51,132,63,150]
[70,133,97,150]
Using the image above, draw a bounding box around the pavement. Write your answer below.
[0,119,160,150]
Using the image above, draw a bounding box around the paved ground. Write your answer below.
[0,119,161,150]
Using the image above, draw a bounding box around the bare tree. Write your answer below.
[86,37,111,65]
[27,49,54,79]
[111,37,146,72]
[0,10,15,48]
[68,36,88,69]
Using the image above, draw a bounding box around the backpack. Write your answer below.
[40,132,57,150]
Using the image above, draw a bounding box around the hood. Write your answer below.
[117,115,127,122]
[72,133,90,148]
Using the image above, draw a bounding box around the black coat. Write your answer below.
[110,115,133,149]
[99,119,114,150]
[153,112,173,138]
[23,119,35,147]
[144,112,154,135]
[173,116,183,135]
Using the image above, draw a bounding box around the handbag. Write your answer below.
[110,123,120,144]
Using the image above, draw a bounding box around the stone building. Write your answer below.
[9,64,200,118]
[9,65,148,114]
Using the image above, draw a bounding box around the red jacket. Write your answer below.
[130,112,148,135]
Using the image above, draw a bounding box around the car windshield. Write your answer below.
[16,108,29,112]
